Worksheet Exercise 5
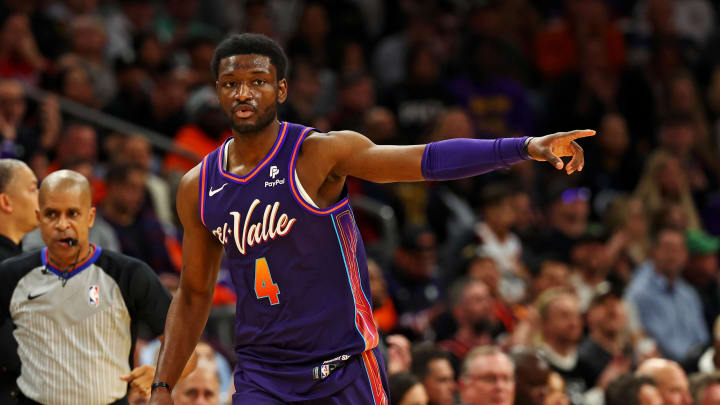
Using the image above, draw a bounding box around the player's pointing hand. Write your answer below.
[526,129,595,174]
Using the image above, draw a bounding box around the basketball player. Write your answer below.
[150,33,594,405]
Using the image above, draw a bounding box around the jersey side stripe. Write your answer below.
[333,211,379,350]
[362,350,389,405]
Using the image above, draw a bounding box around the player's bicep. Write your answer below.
[326,131,426,183]
[176,167,224,296]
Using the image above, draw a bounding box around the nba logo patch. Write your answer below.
[320,364,330,379]
[88,285,100,307]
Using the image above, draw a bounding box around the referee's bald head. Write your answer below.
[39,170,92,208]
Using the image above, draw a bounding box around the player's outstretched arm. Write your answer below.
[312,129,595,184]
[149,165,224,404]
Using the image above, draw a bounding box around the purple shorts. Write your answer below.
[232,347,389,405]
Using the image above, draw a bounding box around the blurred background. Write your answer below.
[4,0,720,404]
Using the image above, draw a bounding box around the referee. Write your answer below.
[0,170,173,405]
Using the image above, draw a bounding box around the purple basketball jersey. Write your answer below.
[198,122,385,402]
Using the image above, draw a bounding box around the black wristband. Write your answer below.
[151,381,171,392]
[523,137,534,158]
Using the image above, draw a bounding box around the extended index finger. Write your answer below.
[554,129,596,140]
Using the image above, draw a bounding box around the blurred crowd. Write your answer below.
[3,0,720,404]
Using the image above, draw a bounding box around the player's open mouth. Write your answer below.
[234,105,255,119]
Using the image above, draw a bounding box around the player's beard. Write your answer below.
[229,103,277,134]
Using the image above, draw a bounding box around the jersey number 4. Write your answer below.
[254,257,280,305]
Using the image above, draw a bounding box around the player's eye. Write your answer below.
[223,81,236,88]
[253,79,266,86]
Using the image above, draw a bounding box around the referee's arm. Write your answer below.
[151,164,224,403]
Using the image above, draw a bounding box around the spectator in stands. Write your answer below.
[581,113,640,203]
[459,346,514,405]
[101,162,176,274]
[164,86,225,176]
[578,289,633,390]
[603,196,651,270]
[0,13,47,83]
[383,43,452,145]
[531,259,572,300]
[171,365,220,405]
[411,343,456,405]
[386,226,443,338]
[635,150,701,230]
[278,57,324,127]
[118,134,174,228]
[537,288,591,403]
[0,79,61,162]
[473,182,526,304]
[447,35,533,139]
[569,231,611,311]
[386,334,413,376]
[61,15,117,107]
[696,317,720,374]
[329,73,376,133]
[53,123,99,174]
[690,372,720,405]
[626,227,709,362]
[683,229,720,332]
[636,358,692,405]
[510,347,570,405]
[530,186,590,263]
[389,372,429,405]
[148,66,189,137]
[605,374,662,405]
[438,279,500,374]
[368,259,397,333]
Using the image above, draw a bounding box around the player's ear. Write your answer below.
[277,78,288,104]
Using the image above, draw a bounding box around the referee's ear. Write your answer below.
[88,206,96,228]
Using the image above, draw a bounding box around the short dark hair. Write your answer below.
[388,372,420,405]
[211,33,288,81]
[605,374,656,405]
[411,342,452,379]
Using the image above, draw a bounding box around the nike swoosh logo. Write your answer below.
[28,293,46,300]
[209,183,228,197]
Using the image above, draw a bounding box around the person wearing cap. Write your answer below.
[683,228,720,332]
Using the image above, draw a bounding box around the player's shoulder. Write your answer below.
[176,163,202,201]
[301,129,365,150]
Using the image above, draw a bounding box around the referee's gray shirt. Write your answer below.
[0,245,172,405]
